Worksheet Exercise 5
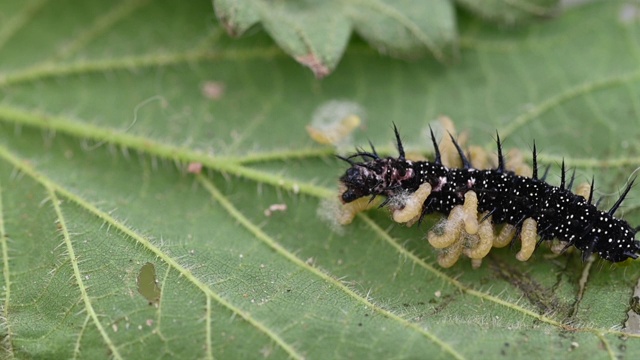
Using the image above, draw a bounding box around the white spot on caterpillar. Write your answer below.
[468,177,476,187]
[433,176,447,192]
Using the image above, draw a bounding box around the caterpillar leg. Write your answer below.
[429,191,485,267]
[428,206,464,248]
[462,191,479,234]
[440,217,491,269]
[516,218,538,261]
[494,224,517,248]
[463,212,494,260]
[428,190,479,249]
[437,238,464,268]
[392,182,432,223]
[337,183,378,225]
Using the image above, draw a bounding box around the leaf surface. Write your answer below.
[0,1,639,359]
[214,0,560,76]
[215,0,457,76]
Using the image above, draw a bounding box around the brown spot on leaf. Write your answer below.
[218,15,241,37]
[201,81,226,100]
[295,53,331,78]
[187,162,203,174]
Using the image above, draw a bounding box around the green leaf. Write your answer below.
[213,0,561,77]
[214,0,458,76]
[1,0,640,359]
[455,0,559,24]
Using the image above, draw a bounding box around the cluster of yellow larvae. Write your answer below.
[336,117,590,268]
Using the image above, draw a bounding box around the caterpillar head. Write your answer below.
[338,156,416,204]
[339,160,384,203]
[338,124,414,203]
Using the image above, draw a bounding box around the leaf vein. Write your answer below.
[0,0,49,53]
[0,144,305,360]
[196,174,466,360]
[0,184,15,358]
[46,188,123,360]
[358,214,640,339]
[48,0,152,62]
[500,70,640,139]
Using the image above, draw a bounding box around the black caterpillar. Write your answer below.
[338,125,640,265]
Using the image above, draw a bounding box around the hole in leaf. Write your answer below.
[137,262,161,306]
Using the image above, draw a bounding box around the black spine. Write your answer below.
[609,177,636,215]
[429,126,442,165]
[448,133,472,169]
[532,141,538,179]
[393,123,405,160]
[496,132,505,173]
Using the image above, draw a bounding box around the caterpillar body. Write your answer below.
[338,125,640,267]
